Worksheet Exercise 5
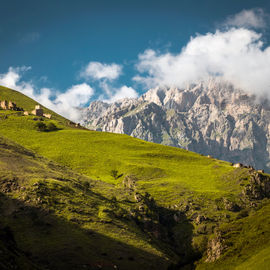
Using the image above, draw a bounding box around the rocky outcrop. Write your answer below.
[223,198,241,212]
[80,78,270,172]
[206,232,226,262]
[242,172,270,200]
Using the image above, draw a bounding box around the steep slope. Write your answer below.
[1,86,270,269]
[0,85,70,124]
[0,135,177,269]
[196,201,270,270]
[81,79,270,172]
[0,93,244,203]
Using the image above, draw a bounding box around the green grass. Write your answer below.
[0,135,176,269]
[0,85,69,124]
[0,106,240,206]
[235,246,270,270]
[196,200,270,270]
[1,86,270,269]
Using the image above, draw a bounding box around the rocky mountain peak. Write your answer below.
[80,79,270,172]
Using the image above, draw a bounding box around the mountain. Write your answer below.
[1,85,270,269]
[81,79,270,172]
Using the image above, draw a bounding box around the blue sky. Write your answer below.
[0,0,270,120]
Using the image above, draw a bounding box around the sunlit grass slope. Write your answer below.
[0,106,239,204]
[0,85,69,123]
[0,86,241,206]
[197,202,270,270]
[0,135,176,269]
[1,86,270,269]
[236,246,270,270]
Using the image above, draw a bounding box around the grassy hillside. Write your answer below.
[1,86,270,269]
[196,201,270,270]
[0,135,177,269]
[236,246,270,270]
[0,85,69,124]
[0,90,240,201]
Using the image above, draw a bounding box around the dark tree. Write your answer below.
[35,121,47,132]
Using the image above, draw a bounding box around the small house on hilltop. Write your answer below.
[25,104,52,119]
[43,113,52,119]
[0,100,23,111]
[233,163,243,168]
[0,100,8,109]
[32,105,43,116]
[8,101,16,110]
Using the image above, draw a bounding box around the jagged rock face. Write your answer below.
[206,232,226,262]
[80,79,270,172]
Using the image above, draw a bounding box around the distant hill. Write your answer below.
[0,85,270,269]
[81,79,270,173]
[0,85,69,124]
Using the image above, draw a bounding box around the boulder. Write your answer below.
[223,199,240,212]
[206,232,226,262]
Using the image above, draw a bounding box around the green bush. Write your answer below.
[110,169,118,179]
[47,122,58,131]
[35,121,58,132]
[82,180,90,191]
[35,121,47,132]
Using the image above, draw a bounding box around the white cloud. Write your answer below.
[225,8,268,29]
[97,79,138,103]
[54,83,93,120]
[0,65,136,118]
[56,84,93,107]
[0,67,36,98]
[80,61,122,81]
[0,66,30,88]
[134,27,270,96]
[103,85,138,103]
[79,60,138,103]
[0,67,94,121]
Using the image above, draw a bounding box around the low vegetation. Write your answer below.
[35,121,58,132]
[0,85,270,269]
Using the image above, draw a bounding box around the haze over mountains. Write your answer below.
[81,79,270,172]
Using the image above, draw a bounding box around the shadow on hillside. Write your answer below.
[158,208,198,269]
[0,133,198,269]
[0,189,199,270]
[89,183,198,268]
[133,194,198,270]
[0,191,186,270]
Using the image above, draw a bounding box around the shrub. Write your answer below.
[110,169,118,179]
[236,209,249,219]
[35,121,58,132]
[47,122,58,131]
[35,121,47,132]
[82,180,90,191]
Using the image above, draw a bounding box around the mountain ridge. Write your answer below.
[81,79,270,172]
